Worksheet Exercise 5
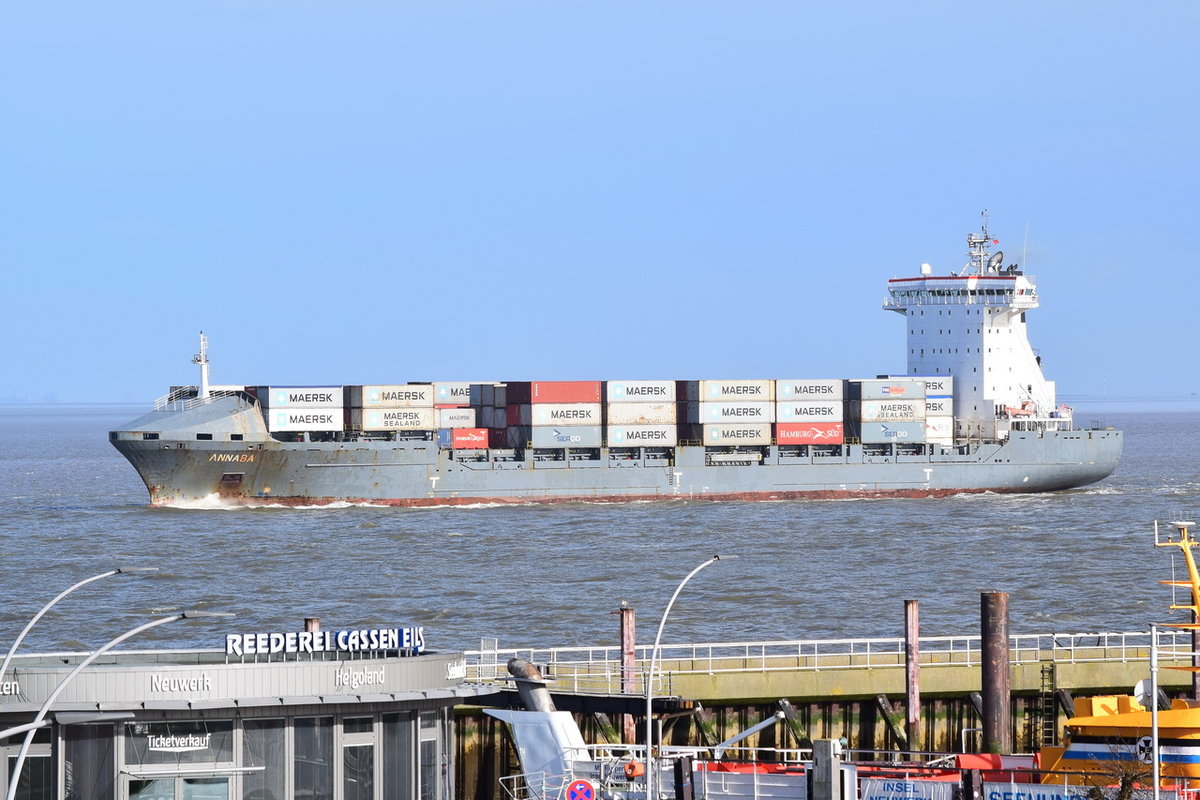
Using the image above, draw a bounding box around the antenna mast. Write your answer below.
[192,332,210,399]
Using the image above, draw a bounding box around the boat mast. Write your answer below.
[192,332,210,400]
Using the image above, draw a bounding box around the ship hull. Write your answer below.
[110,397,1123,507]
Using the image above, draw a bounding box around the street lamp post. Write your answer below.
[644,555,733,800]
[4,610,231,800]
[0,567,159,685]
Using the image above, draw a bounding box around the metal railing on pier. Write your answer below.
[464,630,1189,695]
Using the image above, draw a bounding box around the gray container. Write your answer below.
[853,379,927,401]
[606,424,677,447]
[265,386,344,409]
[605,380,676,402]
[605,402,676,425]
[857,421,926,443]
[777,401,843,423]
[859,399,925,422]
[532,425,603,448]
[703,423,772,446]
[776,380,844,401]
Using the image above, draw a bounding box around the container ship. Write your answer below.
[110,220,1122,506]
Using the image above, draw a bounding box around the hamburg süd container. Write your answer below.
[924,416,954,439]
[776,380,844,401]
[530,381,602,404]
[605,380,675,402]
[775,422,845,445]
[531,425,603,448]
[265,387,344,409]
[351,407,436,431]
[349,384,434,408]
[604,402,676,426]
[856,421,926,443]
[703,423,773,446]
[450,427,489,449]
[436,408,477,428]
[606,424,678,447]
[776,401,843,423]
[267,407,344,432]
[858,399,926,422]
[532,403,602,426]
[851,379,927,401]
[701,402,775,423]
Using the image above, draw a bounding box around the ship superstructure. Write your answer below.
[109,219,1122,506]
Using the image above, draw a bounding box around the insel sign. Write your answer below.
[225,627,425,656]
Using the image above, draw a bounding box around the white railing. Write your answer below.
[464,630,1188,693]
[153,388,247,412]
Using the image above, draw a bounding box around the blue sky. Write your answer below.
[3,2,1196,403]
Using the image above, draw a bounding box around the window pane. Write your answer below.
[343,746,373,800]
[242,720,285,800]
[125,721,234,767]
[293,717,333,800]
[128,778,174,800]
[65,724,115,800]
[9,754,51,800]
[382,713,413,799]
[183,779,228,800]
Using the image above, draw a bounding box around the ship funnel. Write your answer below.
[507,658,556,713]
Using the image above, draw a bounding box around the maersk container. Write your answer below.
[433,382,472,405]
[349,384,434,408]
[606,424,678,447]
[851,379,927,401]
[703,423,772,446]
[776,422,845,445]
[776,380,844,401]
[857,421,926,443]
[605,402,675,426]
[689,380,774,402]
[267,407,344,432]
[436,408,476,428]
[532,403,602,426]
[859,399,926,422]
[889,375,954,397]
[352,407,436,431]
[604,380,675,402]
[532,425,603,448]
[701,402,774,423]
[265,386,343,409]
[530,381,602,404]
[776,401,843,423]
[451,427,489,449]
[925,398,953,416]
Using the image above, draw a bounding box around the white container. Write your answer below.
[776,380,843,401]
[606,425,678,447]
[698,380,774,402]
[605,380,676,402]
[776,401,843,423]
[532,403,602,426]
[605,402,676,425]
[925,398,953,416]
[896,375,954,397]
[702,401,774,423]
[436,408,477,428]
[855,380,926,401]
[353,407,436,431]
[703,423,773,446]
[268,407,343,432]
[266,387,343,409]
[532,425,603,448]
[925,416,954,439]
[859,399,926,422]
[433,382,472,405]
[354,384,434,408]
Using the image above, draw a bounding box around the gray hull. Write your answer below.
[110,396,1123,507]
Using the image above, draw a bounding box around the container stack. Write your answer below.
[604,381,677,447]
[468,382,508,447]
[347,385,435,433]
[261,386,345,433]
[526,381,602,449]
[431,381,486,449]
[678,380,775,446]
[848,379,927,444]
[775,380,845,445]
[921,377,954,447]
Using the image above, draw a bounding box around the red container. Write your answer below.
[530,381,602,404]
[451,428,489,449]
[776,422,844,445]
